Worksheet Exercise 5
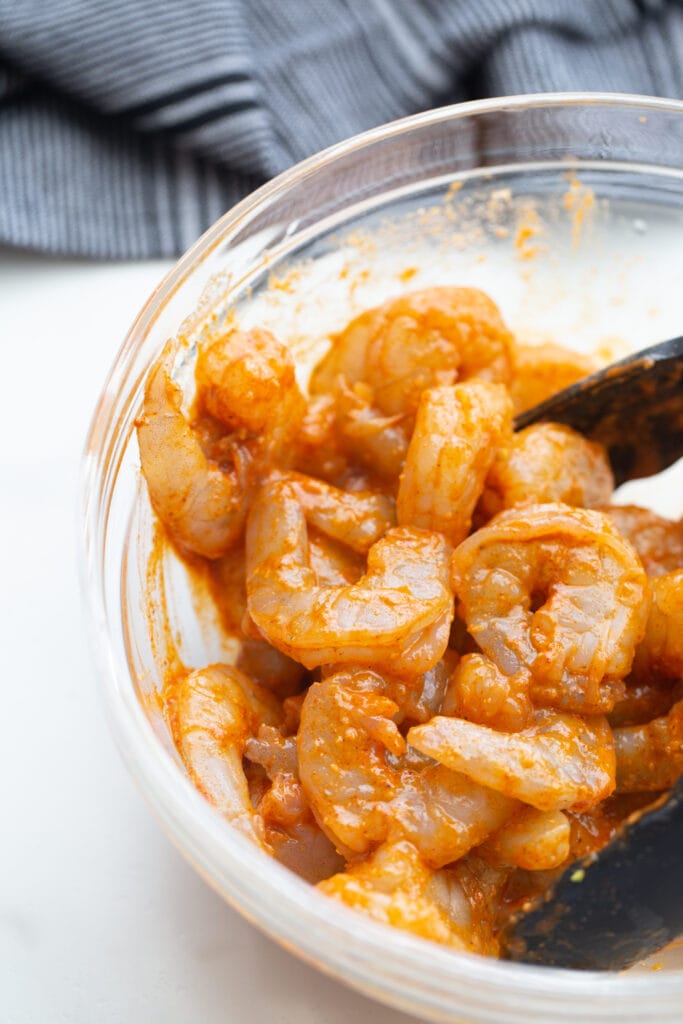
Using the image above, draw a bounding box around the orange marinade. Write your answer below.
[137,286,683,956]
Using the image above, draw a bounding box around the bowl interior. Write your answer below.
[86,96,683,1024]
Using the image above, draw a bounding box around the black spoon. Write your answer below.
[514,335,683,485]
[501,336,683,971]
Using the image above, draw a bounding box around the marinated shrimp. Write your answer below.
[244,725,344,882]
[607,676,678,729]
[196,328,304,438]
[297,669,517,866]
[319,841,502,955]
[310,287,514,416]
[602,506,683,577]
[612,572,683,790]
[451,503,649,714]
[632,570,683,680]
[246,473,452,675]
[137,345,254,559]
[478,806,571,871]
[480,423,614,519]
[390,649,459,726]
[297,670,404,855]
[137,329,304,559]
[508,341,597,414]
[294,394,349,483]
[168,664,281,845]
[139,281,683,960]
[397,381,512,544]
[614,699,683,792]
[310,287,514,480]
[335,381,411,481]
[409,710,616,811]
[442,653,532,733]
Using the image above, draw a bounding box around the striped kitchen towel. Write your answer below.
[0,0,681,258]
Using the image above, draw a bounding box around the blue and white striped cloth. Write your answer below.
[1,0,681,258]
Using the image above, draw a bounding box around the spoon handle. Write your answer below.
[515,336,683,486]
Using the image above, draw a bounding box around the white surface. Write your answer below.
[0,250,421,1024]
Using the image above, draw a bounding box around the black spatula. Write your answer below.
[503,336,683,970]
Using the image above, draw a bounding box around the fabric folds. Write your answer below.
[0,0,681,257]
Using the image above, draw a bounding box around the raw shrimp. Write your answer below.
[245,725,344,883]
[297,669,404,855]
[274,470,395,553]
[389,649,459,726]
[308,288,514,482]
[509,341,597,414]
[336,381,410,481]
[297,670,517,865]
[310,287,514,417]
[602,506,683,578]
[137,345,255,559]
[479,806,570,871]
[450,504,648,714]
[391,763,518,868]
[408,710,616,812]
[442,653,532,733]
[318,840,503,955]
[632,570,683,680]
[608,677,678,728]
[208,547,304,697]
[480,423,613,520]
[397,382,512,545]
[141,279,680,957]
[308,530,365,586]
[610,567,683,731]
[293,394,349,484]
[137,330,304,559]
[246,474,452,675]
[168,664,281,845]
[614,699,683,792]
[210,518,366,634]
[195,327,305,456]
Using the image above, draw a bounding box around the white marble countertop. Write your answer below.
[0,249,421,1024]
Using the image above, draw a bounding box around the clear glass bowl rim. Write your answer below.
[81,92,683,1022]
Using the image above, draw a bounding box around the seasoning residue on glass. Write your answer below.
[135,285,683,961]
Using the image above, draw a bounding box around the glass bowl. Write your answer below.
[81,93,683,1023]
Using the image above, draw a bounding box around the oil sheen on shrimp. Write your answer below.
[298,669,517,865]
[614,699,683,792]
[246,473,453,675]
[602,506,683,578]
[408,709,616,812]
[137,330,303,559]
[632,570,683,680]
[481,422,614,519]
[397,381,512,545]
[245,725,344,883]
[168,664,281,845]
[318,840,503,955]
[137,344,254,559]
[451,503,648,714]
[508,341,597,414]
[195,327,305,455]
[310,286,514,417]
